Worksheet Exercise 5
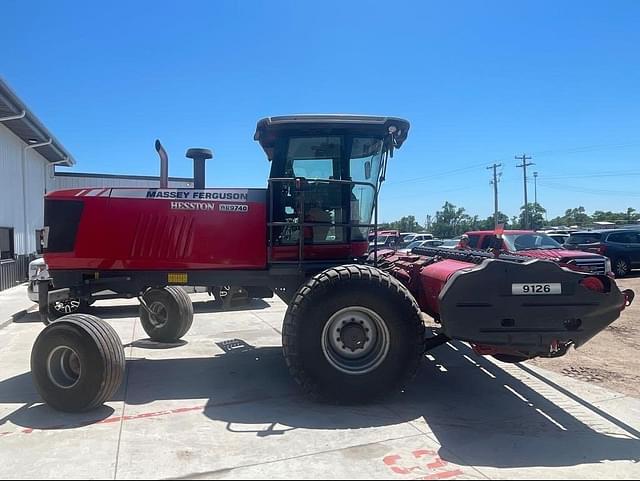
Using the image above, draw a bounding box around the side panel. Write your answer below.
[419,259,476,315]
[45,188,268,270]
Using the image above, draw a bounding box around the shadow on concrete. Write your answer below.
[123,339,188,350]
[12,311,42,324]
[8,298,272,325]
[1,339,638,468]
[86,298,270,320]
[0,403,115,431]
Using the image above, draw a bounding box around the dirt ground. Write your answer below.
[528,273,640,399]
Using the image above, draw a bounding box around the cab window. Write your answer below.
[468,235,480,248]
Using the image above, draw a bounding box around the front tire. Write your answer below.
[283,265,425,403]
[31,314,125,412]
[613,258,631,278]
[139,287,194,342]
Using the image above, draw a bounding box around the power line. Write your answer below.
[515,154,534,229]
[386,162,490,186]
[537,180,640,197]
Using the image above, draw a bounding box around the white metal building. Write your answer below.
[53,171,192,190]
[0,77,75,291]
[0,78,194,291]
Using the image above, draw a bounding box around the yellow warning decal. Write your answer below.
[168,273,188,284]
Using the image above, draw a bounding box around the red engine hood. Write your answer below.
[515,249,600,262]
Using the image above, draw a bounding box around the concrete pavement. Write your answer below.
[0,294,638,479]
[0,284,34,329]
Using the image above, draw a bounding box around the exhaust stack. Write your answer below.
[186,148,213,189]
[155,140,169,189]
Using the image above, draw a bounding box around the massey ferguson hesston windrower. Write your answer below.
[33,115,634,412]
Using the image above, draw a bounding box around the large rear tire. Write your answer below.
[139,287,194,342]
[31,314,125,412]
[283,265,425,403]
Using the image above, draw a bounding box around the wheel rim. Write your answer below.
[46,346,82,389]
[148,301,169,328]
[616,260,629,275]
[321,306,390,375]
[52,299,81,314]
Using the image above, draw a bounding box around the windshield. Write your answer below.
[503,233,562,251]
[350,138,384,241]
[373,235,389,244]
[405,240,423,249]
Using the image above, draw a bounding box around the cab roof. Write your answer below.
[254,114,410,157]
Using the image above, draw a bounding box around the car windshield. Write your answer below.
[503,233,562,251]
[373,236,389,243]
[405,240,422,249]
[567,233,603,244]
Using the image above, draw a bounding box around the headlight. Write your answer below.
[605,258,612,274]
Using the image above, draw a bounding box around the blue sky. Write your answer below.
[2,0,639,224]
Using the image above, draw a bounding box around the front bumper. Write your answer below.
[438,258,630,358]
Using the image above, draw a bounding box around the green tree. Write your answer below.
[430,201,472,238]
[519,203,547,230]
[563,206,590,226]
[478,211,510,230]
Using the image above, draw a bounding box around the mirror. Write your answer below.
[364,161,372,180]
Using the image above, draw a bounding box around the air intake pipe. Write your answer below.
[186,148,213,189]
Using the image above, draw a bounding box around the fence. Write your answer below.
[0,255,31,291]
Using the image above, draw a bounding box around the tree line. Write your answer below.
[379,203,640,239]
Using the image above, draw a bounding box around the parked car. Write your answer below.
[438,239,460,249]
[463,230,611,275]
[368,234,401,252]
[396,239,444,255]
[547,233,570,246]
[400,233,434,247]
[399,232,414,242]
[368,229,400,242]
[564,229,640,277]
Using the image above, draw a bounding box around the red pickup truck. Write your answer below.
[464,230,612,275]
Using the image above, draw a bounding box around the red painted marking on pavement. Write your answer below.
[97,405,204,425]
[426,458,447,469]
[384,455,402,466]
[421,469,463,480]
[0,404,206,439]
[413,449,436,458]
[384,450,464,480]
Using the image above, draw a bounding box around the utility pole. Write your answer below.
[487,163,502,229]
[533,171,538,205]
[516,154,534,229]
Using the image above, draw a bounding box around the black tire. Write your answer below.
[282,264,425,403]
[31,314,125,412]
[613,258,631,278]
[139,287,194,342]
[48,298,90,321]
